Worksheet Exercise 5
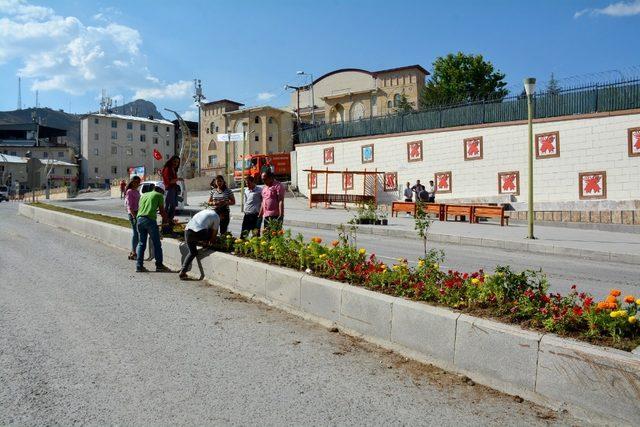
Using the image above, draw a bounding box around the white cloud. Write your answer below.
[575,0,640,17]
[178,103,199,122]
[257,92,275,101]
[133,80,192,100]
[0,0,189,101]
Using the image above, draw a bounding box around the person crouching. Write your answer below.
[178,209,220,280]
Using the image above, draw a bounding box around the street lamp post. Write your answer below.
[193,79,205,177]
[297,71,315,125]
[523,77,536,240]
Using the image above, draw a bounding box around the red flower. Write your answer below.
[572,306,584,316]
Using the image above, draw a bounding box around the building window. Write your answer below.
[94,118,99,124]
[50,168,55,174]
[111,131,117,139]
[166,140,169,146]
[43,152,48,158]
[208,155,218,166]
[111,166,117,174]
[153,137,158,144]
[394,94,402,107]
[126,147,133,156]
[254,116,260,124]
[268,117,273,124]
[166,126,170,132]
[111,146,118,155]
[10,151,16,156]
[140,123,146,131]
[210,123,215,133]
[111,120,117,128]
[140,148,146,155]
[126,122,132,130]
[65,168,71,175]
[140,134,146,142]
[58,151,64,158]
[153,125,158,133]
[94,148,99,156]
[254,135,259,142]
[387,100,392,108]
[127,133,133,142]
[94,133,99,140]
[268,135,273,141]
[94,167,99,173]
[215,125,219,132]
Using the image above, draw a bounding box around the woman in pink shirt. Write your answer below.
[259,170,285,231]
[124,176,142,260]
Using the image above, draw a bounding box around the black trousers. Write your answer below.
[180,229,210,273]
[241,213,261,237]
[215,207,230,234]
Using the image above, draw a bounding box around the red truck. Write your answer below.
[233,153,291,183]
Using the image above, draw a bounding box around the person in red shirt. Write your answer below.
[119,179,126,199]
[161,155,181,229]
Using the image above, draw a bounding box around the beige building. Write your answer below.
[80,113,175,187]
[0,154,78,191]
[199,100,294,177]
[291,65,428,123]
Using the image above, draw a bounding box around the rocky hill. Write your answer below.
[0,99,165,153]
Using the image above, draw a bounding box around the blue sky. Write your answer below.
[1,0,639,120]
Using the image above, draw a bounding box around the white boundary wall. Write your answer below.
[295,111,640,205]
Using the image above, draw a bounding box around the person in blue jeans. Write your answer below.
[136,182,170,272]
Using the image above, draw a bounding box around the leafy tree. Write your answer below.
[419,52,508,108]
[394,93,414,114]
[546,73,561,95]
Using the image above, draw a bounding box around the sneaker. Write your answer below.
[136,266,149,273]
[156,264,171,273]
[178,271,188,280]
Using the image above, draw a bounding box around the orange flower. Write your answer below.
[596,301,607,310]
[310,237,322,244]
[271,231,277,236]
[607,302,618,310]
[624,295,635,303]
[278,229,285,235]
[331,240,339,247]
[605,295,617,304]
[610,289,621,297]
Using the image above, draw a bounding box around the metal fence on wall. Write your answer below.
[298,79,640,144]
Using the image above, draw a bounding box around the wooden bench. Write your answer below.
[310,193,375,206]
[445,204,473,222]
[472,205,509,226]
[391,201,416,217]
[421,203,445,221]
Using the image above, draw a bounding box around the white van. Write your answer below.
[138,180,186,209]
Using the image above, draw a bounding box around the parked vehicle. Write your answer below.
[233,153,291,183]
[0,185,8,202]
[138,180,186,209]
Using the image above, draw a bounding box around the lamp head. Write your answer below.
[296,71,304,75]
[523,77,536,96]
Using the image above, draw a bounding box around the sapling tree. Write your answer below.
[414,202,432,258]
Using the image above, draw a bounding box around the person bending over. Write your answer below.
[178,209,220,280]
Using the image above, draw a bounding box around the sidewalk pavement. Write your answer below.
[186,192,640,265]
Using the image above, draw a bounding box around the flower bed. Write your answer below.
[30,202,640,351]
[232,226,640,351]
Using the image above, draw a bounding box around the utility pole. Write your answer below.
[193,79,205,177]
[17,77,22,110]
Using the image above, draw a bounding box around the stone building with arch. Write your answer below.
[199,99,294,177]
[291,65,429,124]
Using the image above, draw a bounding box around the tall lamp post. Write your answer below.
[193,79,205,177]
[296,71,314,125]
[523,77,536,240]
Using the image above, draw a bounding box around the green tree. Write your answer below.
[394,93,414,114]
[546,73,561,95]
[419,52,508,108]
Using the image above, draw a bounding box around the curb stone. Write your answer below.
[19,203,640,425]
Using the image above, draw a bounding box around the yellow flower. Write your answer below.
[417,260,425,268]
[433,263,439,269]
[244,242,250,246]
[629,316,637,324]
[269,246,274,250]
[358,248,366,255]
[610,311,618,318]
[380,264,387,271]
[234,239,243,244]
[636,299,640,305]
[261,241,268,246]
[471,278,480,285]
[319,254,327,259]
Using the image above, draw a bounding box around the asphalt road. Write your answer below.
[0,203,580,425]
[45,197,639,300]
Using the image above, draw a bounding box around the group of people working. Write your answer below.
[403,179,436,203]
[123,160,285,280]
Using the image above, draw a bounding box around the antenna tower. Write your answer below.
[17,77,22,110]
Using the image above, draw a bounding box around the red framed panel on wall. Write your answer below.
[463,136,483,161]
[309,172,318,189]
[498,171,520,195]
[628,127,640,157]
[384,172,397,192]
[535,131,560,159]
[342,172,354,190]
[406,140,423,162]
[578,171,607,200]
[434,171,452,194]
[323,147,335,164]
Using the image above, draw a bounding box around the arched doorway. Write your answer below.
[349,101,365,120]
[330,104,344,123]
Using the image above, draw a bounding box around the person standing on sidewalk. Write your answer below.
[428,180,436,202]
[161,155,181,231]
[403,182,413,202]
[208,175,235,234]
[259,170,284,231]
[124,176,141,260]
[241,175,262,237]
[178,209,220,280]
[119,179,126,199]
[136,182,170,273]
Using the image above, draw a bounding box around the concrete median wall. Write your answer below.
[19,202,640,425]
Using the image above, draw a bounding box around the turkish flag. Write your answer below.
[153,149,162,160]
